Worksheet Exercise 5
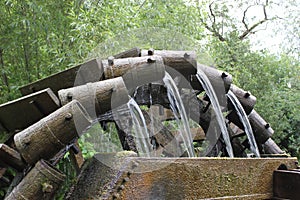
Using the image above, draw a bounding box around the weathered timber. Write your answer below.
[14,100,92,165]
[5,160,65,200]
[196,64,233,107]
[230,84,256,114]
[102,55,165,94]
[20,58,103,96]
[66,152,137,200]
[248,110,274,144]
[112,47,141,59]
[141,49,197,84]
[273,170,300,199]
[69,140,84,174]
[68,156,298,200]
[263,138,285,154]
[0,88,60,135]
[58,77,130,119]
[0,144,26,171]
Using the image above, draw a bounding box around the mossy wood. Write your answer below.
[5,160,65,200]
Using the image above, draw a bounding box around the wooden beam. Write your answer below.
[0,88,60,135]
[0,144,26,171]
[20,58,103,96]
[112,47,141,59]
[273,170,300,199]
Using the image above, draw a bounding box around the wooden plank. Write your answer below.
[20,58,103,96]
[0,144,26,171]
[0,88,60,135]
[69,140,84,174]
[273,170,300,199]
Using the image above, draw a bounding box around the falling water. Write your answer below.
[127,98,152,157]
[196,69,234,157]
[163,72,195,157]
[227,91,260,157]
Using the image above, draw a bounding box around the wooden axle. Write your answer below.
[14,100,92,165]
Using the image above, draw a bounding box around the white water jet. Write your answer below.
[163,72,195,157]
[227,90,260,157]
[196,69,234,157]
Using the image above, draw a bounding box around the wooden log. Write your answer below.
[229,84,256,114]
[0,144,26,171]
[263,138,285,154]
[14,100,92,165]
[0,88,60,136]
[248,110,274,144]
[141,49,197,84]
[58,77,130,119]
[102,55,165,94]
[20,58,104,96]
[112,47,141,59]
[5,159,65,200]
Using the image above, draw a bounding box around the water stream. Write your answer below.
[196,69,234,158]
[163,72,195,157]
[127,98,152,157]
[227,90,260,157]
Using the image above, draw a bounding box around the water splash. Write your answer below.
[127,98,152,157]
[227,90,260,157]
[163,72,195,157]
[196,69,234,157]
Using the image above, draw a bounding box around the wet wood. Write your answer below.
[273,170,300,200]
[58,77,130,119]
[0,88,60,135]
[14,100,92,165]
[20,58,104,96]
[112,47,141,59]
[196,64,233,107]
[263,138,285,154]
[0,144,26,171]
[102,55,165,94]
[141,49,197,84]
[230,84,256,114]
[5,160,65,200]
[248,110,274,144]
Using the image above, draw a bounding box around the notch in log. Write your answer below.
[20,58,104,96]
[0,144,26,171]
[0,88,60,135]
[14,100,92,165]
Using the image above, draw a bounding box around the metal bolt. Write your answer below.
[221,72,228,78]
[108,56,114,66]
[65,113,73,121]
[244,92,251,98]
[184,52,190,58]
[147,57,156,63]
[148,48,154,55]
[264,123,270,129]
[67,92,73,101]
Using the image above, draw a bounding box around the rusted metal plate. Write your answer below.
[19,58,103,96]
[68,153,298,200]
[0,88,59,135]
[273,169,300,199]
